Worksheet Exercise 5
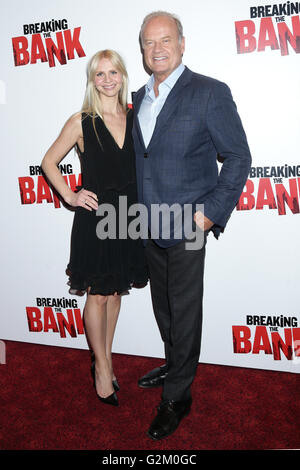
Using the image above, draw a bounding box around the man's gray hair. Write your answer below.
[139,11,184,46]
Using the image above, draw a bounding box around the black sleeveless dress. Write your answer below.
[66,109,148,295]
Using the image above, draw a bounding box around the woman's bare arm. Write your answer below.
[41,113,98,210]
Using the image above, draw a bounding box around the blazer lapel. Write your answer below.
[147,67,193,150]
[132,88,147,150]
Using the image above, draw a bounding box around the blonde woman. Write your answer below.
[42,50,148,406]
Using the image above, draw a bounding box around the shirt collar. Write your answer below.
[145,62,185,95]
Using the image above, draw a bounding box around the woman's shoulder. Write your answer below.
[69,111,93,123]
[67,111,83,126]
[68,111,95,132]
[62,112,84,137]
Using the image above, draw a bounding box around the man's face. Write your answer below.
[142,16,185,81]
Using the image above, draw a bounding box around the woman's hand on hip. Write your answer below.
[69,188,99,211]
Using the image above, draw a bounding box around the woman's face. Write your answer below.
[93,58,123,98]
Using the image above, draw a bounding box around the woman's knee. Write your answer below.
[108,292,121,304]
[87,291,109,306]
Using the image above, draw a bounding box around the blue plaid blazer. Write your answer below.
[132,67,252,247]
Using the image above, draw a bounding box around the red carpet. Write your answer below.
[0,340,299,451]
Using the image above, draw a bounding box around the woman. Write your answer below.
[41,50,148,406]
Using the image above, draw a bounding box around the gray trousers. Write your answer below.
[145,234,206,401]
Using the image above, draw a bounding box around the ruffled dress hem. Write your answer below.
[66,266,149,296]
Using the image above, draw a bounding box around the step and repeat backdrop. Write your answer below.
[1,0,299,373]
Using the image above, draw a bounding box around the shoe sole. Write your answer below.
[146,407,191,441]
[138,382,164,389]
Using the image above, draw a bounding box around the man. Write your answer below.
[132,11,251,440]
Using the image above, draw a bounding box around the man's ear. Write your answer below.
[181,36,186,56]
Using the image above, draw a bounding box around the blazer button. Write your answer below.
[144,152,148,158]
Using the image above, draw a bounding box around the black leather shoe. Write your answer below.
[91,363,119,406]
[147,398,192,440]
[138,364,168,388]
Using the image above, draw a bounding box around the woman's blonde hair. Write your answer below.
[81,49,129,146]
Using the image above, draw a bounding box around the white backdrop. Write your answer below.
[1,0,299,373]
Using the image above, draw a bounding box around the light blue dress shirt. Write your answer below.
[138,63,185,148]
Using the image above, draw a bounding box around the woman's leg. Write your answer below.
[106,292,121,381]
[83,291,114,398]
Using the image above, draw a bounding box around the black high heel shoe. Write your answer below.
[91,363,119,406]
[112,379,120,392]
[91,360,120,392]
[98,390,119,406]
